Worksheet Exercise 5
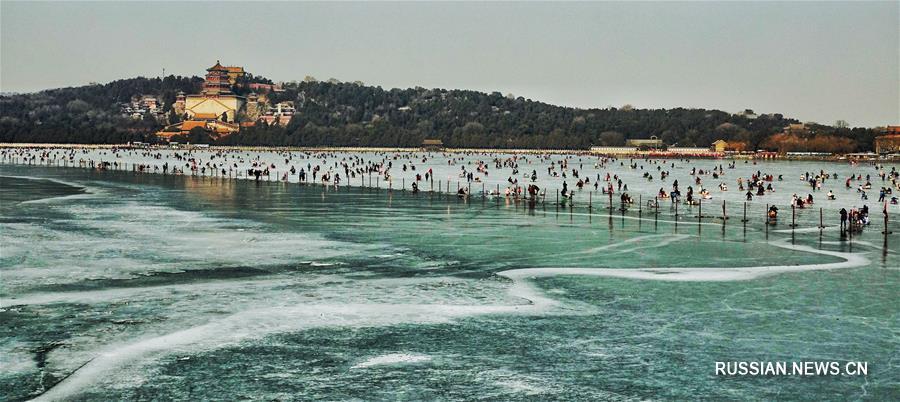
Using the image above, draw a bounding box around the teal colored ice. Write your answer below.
[0,162,898,401]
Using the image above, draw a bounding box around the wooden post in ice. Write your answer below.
[790,204,797,228]
[819,207,825,229]
[698,200,702,224]
[722,200,726,223]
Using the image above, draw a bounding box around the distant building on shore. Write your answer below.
[874,126,900,155]
[121,94,164,120]
[711,140,729,153]
[590,145,718,156]
[710,139,748,153]
[589,146,638,155]
[248,82,283,93]
[783,123,810,135]
[625,136,663,149]
[422,139,444,151]
[260,101,295,126]
[590,134,730,156]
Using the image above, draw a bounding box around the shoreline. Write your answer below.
[0,143,889,161]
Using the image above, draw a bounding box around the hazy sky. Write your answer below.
[2,1,897,127]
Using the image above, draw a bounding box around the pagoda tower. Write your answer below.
[173,91,186,115]
[202,61,233,96]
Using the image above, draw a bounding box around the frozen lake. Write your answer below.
[4,147,899,209]
[1,151,899,400]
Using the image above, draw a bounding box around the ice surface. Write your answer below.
[1,157,898,401]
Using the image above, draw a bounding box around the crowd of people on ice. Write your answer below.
[3,146,899,232]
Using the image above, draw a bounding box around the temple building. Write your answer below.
[422,139,444,151]
[248,82,283,93]
[783,123,810,135]
[156,61,291,142]
[158,61,246,140]
[224,65,246,84]
[181,61,245,122]
[260,101,295,126]
[121,95,164,120]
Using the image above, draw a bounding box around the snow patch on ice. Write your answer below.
[350,353,431,369]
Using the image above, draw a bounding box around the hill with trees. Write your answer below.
[0,75,883,151]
